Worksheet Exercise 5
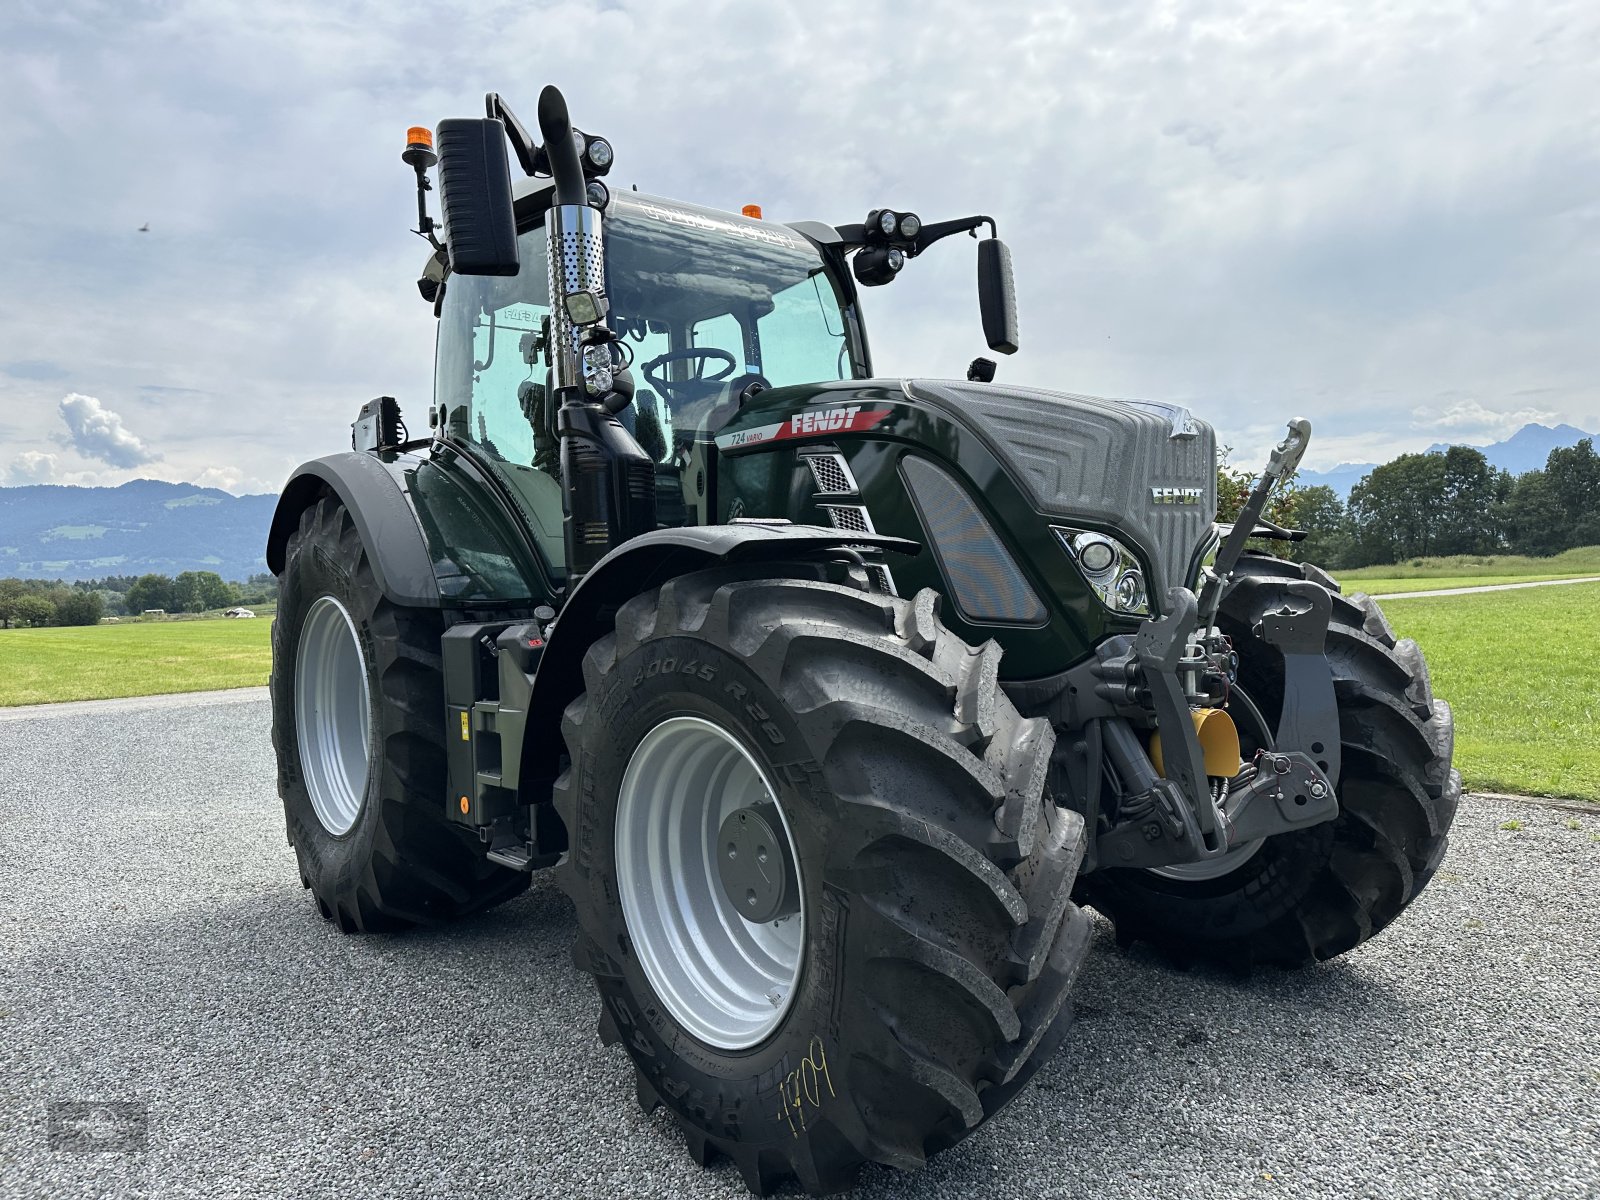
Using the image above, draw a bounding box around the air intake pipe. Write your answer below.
[538,85,656,584]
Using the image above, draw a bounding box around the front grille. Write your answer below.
[820,505,874,534]
[804,453,857,496]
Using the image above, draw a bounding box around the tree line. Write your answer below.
[1221,438,1600,569]
[0,572,276,629]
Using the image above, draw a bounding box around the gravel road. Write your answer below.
[2,692,1597,1200]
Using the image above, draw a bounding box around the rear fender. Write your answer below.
[266,449,552,608]
[267,453,440,607]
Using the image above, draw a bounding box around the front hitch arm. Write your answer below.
[1256,581,1342,787]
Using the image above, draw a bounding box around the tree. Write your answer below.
[1541,438,1600,550]
[11,595,56,628]
[0,578,25,629]
[1346,448,1506,565]
[172,570,236,613]
[126,574,174,613]
[1282,485,1351,566]
[1501,470,1565,556]
[55,590,105,626]
[1218,451,1361,567]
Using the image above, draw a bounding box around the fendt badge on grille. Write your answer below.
[1151,486,1204,505]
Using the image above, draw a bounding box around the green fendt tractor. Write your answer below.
[267,86,1461,1194]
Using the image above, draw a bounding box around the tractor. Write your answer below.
[266,85,1460,1195]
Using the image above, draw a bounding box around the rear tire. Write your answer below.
[1082,553,1461,968]
[270,496,528,932]
[555,567,1092,1195]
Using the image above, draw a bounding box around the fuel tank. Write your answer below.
[712,378,1218,678]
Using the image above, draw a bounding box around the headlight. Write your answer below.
[879,209,899,236]
[585,137,613,170]
[1053,526,1151,615]
[1074,533,1117,575]
[898,212,921,239]
[585,179,610,210]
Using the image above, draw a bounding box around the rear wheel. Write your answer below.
[555,568,1092,1195]
[1083,553,1462,968]
[270,496,527,932]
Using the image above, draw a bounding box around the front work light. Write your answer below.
[565,290,606,325]
[853,245,905,287]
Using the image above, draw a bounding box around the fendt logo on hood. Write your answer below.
[715,406,893,451]
[1151,486,1204,505]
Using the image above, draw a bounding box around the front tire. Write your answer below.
[1083,553,1462,968]
[555,567,1092,1195]
[270,496,528,932]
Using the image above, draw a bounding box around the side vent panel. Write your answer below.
[819,504,874,535]
[899,455,1045,625]
[804,452,858,496]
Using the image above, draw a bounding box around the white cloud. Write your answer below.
[56,393,159,468]
[190,465,276,494]
[1415,399,1560,441]
[0,0,1596,490]
[4,450,58,484]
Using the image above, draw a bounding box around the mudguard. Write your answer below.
[516,523,919,796]
[266,448,552,608]
[267,453,440,607]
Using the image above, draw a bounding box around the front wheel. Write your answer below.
[554,568,1092,1195]
[1082,554,1462,968]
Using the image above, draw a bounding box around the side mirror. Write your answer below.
[977,238,1018,355]
[436,118,520,277]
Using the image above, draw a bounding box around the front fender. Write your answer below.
[518,523,918,793]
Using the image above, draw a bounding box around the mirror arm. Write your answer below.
[911,215,995,256]
[485,92,541,177]
[829,214,997,257]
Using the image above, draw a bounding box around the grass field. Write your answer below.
[1337,546,1600,596]
[1381,581,1600,800]
[0,619,272,707]
[1346,573,1600,595]
[2,576,1595,801]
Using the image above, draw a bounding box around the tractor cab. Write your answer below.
[431,188,863,577]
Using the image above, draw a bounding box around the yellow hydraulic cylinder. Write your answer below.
[1149,708,1244,780]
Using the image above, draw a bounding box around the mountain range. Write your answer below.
[0,479,277,582]
[1297,423,1597,499]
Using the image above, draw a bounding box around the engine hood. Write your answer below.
[902,380,1218,599]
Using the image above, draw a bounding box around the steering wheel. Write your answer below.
[643,348,738,403]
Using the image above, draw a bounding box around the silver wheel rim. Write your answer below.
[615,715,804,1050]
[294,595,372,837]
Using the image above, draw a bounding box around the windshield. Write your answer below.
[434,192,856,577]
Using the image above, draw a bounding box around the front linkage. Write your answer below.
[1053,422,1342,874]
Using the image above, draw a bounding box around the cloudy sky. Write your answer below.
[4,0,1596,494]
